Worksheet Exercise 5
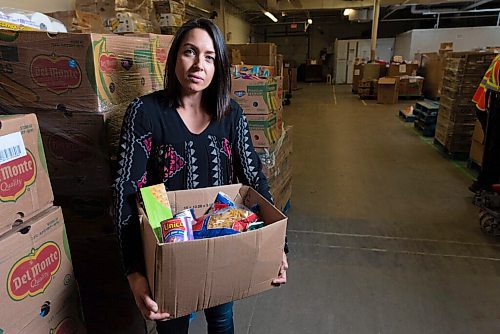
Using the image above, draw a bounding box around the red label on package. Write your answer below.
[7,242,62,301]
[30,55,82,94]
[156,48,167,63]
[48,132,93,164]
[0,150,36,202]
[52,317,78,334]
[99,53,118,74]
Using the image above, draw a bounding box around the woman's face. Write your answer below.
[175,28,216,95]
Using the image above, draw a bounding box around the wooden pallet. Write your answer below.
[433,139,470,160]
[414,121,436,137]
[399,110,416,122]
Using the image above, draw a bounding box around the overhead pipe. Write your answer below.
[411,5,500,15]
[462,0,493,11]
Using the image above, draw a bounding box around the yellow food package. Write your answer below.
[140,184,173,240]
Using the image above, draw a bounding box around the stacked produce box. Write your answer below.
[0,114,86,333]
[228,43,292,211]
[0,30,173,208]
[434,52,495,154]
[153,0,186,35]
[0,30,173,332]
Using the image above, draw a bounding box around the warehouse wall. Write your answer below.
[0,0,75,12]
[225,13,251,44]
[393,31,412,60]
[395,26,500,60]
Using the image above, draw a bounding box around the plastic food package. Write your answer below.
[0,7,67,32]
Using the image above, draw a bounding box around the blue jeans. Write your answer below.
[156,302,234,334]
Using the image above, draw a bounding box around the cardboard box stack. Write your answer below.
[0,114,85,333]
[377,77,399,104]
[229,43,292,211]
[385,60,422,98]
[153,0,186,35]
[357,63,383,99]
[283,60,298,93]
[435,52,495,154]
[0,30,173,208]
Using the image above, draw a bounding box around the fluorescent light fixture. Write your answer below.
[343,8,353,16]
[307,18,313,24]
[264,11,278,22]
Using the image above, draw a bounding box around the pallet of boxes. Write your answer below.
[357,63,383,100]
[434,52,496,156]
[228,43,293,212]
[0,28,173,332]
[0,114,86,333]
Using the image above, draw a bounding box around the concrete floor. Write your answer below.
[185,84,500,333]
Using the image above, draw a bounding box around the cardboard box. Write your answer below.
[470,140,484,166]
[229,48,242,65]
[276,54,284,76]
[227,43,277,68]
[362,63,381,81]
[398,76,424,97]
[0,114,53,236]
[153,0,186,15]
[139,184,287,319]
[377,77,399,104]
[35,111,114,198]
[148,34,173,92]
[387,63,418,77]
[420,53,444,99]
[231,65,276,79]
[472,119,485,143]
[246,108,283,148]
[0,206,85,333]
[440,42,453,50]
[231,77,282,114]
[0,30,153,113]
[157,13,184,27]
[352,64,364,93]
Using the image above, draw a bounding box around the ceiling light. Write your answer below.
[307,18,313,24]
[264,11,278,22]
[343,8,353,16]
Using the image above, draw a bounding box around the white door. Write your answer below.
[335,40,349,84]
[346,41,358,84]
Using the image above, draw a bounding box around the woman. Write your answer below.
[113,18,288,334]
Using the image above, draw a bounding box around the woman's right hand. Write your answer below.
[127,272,171,321]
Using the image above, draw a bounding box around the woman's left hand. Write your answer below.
[272,251,288,286]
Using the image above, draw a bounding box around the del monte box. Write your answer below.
[139,184,287,319]
[0,114,53,236]
[0,206,85,333]
[0,30,152,113]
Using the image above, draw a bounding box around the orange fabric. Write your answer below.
[473,54,500,111]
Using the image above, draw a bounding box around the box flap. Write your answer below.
[378,77,397,85]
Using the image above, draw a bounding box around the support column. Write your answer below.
[370,0,381,62]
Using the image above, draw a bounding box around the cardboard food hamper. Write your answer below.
[0,114,53,236]
[0,206,86,333]
[139,184,287,318]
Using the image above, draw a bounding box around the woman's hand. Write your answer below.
[272,251,288,286]
[127,272,171,321]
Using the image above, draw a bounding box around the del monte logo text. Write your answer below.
[7,242,61,301]
[0,150,36,202]
[30,54,82,94]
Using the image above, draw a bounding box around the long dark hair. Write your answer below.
[163,18,231,121]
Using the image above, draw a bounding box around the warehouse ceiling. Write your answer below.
[226,0,500,25]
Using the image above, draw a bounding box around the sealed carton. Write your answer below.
[377,77,399,104]
[231,77,282,115]
[387,63,418,77]
[34,111,114,199]
[0,206,85,333]
[470,120,485,166]
[0,30,152,113]
[139,184,287,318]
[246,108,283,148]
[0,114,53,236]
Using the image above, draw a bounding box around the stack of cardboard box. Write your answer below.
[228,43,292,211]
[153,0,185,35]
[435,52,495,154]
[0,114,85,333]
[0,30,173,209]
